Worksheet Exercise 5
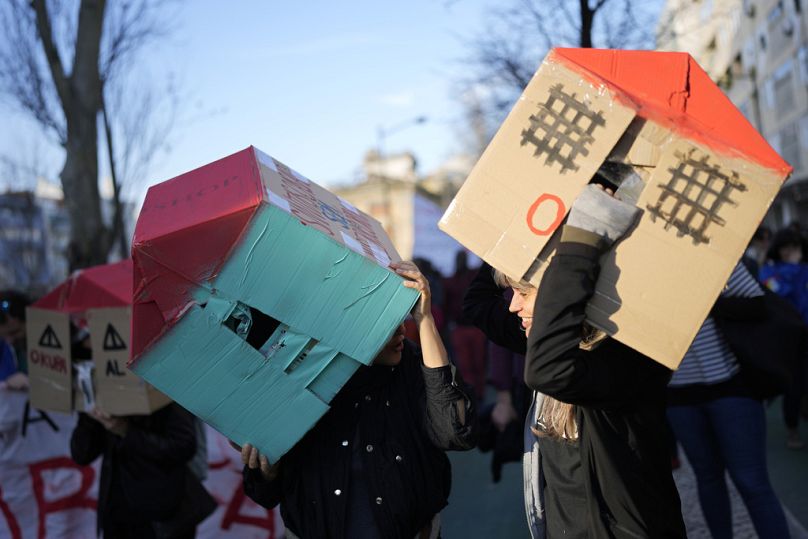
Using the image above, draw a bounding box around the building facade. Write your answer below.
[658,0,808,226]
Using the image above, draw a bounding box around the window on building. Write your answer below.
[779,122,801,170]
[766,0,794,52]
[771,61,795,118]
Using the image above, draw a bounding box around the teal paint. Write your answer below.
[132,200,418,463]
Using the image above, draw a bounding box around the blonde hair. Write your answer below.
[535,398,578,440]
[492,268,532,292]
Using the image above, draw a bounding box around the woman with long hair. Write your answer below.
[464,185,685,538]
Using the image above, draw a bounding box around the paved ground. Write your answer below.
[442,397,808,538]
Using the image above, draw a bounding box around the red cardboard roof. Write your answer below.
[551,48,792,175]
[131,147,263,359]
[33,259,133,313]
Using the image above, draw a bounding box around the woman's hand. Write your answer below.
[241,443,280,481]
[491,390,518,432]
[391,261,432,326]
[89,407,128,437]
[0,372,28,391]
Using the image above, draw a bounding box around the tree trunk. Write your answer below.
[62,105,108,271]
[61,0,109,271]
[580,0,594,48]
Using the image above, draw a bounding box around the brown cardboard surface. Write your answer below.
[440,49,790,369]
[439,59,636,282]
[89,307,169,415]
[26,308,73,413]
[587,137,784,368]
[259,150,401,267]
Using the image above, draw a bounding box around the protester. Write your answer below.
[743,226,772,279]
[70,402,211,539]
[667,261,791,538]
[759,228,808,449]
[464,184,686,538]
[443,251,488,400]
[477,339,527,483]
[240,261,477,539]
[0,290,30,390]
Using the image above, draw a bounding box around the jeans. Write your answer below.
[667,397,789,539]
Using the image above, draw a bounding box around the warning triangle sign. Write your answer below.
[38,325,62,349]
[103,323,127,351]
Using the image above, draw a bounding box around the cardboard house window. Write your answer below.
[219,302,282,356]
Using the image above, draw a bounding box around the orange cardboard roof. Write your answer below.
[34,259,133,313]
[551,48,792,175]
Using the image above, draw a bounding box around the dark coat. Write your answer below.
[464,237,686,538]
[70,403,197,537]
[242,341,476,539]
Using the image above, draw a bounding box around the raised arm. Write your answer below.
[462,263,526,354]
[392,261,477,450]
[523,187,669,406]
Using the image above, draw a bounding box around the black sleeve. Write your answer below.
[70,413,106,466]
[121,404,196,465]
[462,263,526,354]
[242,465,283,509]
[422,363,477,451]
[524,233,671,407]
[711,295,766,321]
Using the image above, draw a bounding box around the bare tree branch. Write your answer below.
[30,0,71,109]
[457,0,661,157]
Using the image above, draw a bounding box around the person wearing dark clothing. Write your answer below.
[444,251,488,400]
[760,228,808,449]
[478,341,528,483]
[0,291,30,391]
[463,186,685,538]
[241,262,477,539]
[70,402,198,539]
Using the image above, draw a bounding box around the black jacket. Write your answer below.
[242,341,476,539]
[70,403,197,536]
[464,230,686,538]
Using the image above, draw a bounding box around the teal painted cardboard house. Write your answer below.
[130,147,419,462]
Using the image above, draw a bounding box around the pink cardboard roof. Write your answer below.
[551,48,792,176]
[131,147,264,359]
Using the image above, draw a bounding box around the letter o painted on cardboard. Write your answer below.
[526,194,565,236]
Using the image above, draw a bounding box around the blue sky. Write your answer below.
[0,0,498,196]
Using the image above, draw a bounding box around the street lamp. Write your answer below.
[373,115,428,244]
[376,115,428,158]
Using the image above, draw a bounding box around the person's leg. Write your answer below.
[667,404,733,539]
[468,327,489,400]
[709,397,790,539]
[451,327,484,401]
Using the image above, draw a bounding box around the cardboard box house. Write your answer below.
[440,48,792,369]
[130,146,419,463]
[27,259,169,414]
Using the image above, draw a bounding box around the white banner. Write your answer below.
[0,389,283,539]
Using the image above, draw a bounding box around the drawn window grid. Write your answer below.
[650,154,745,245]
[521,84,605,173]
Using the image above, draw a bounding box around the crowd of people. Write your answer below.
[1,187,807,538]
